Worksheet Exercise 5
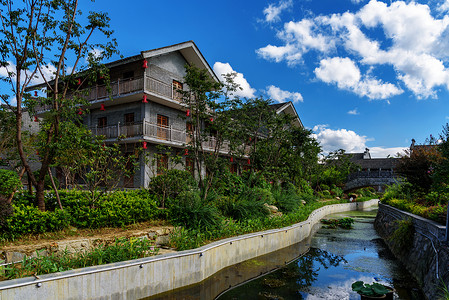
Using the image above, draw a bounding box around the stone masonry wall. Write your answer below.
[375,203,449,300]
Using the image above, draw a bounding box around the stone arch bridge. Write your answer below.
[344,170,400,192]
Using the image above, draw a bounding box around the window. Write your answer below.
[157,114,169,140]
[185,157,194,176]
[173,80,183,101]
[173,80,183,90]
[124,113,134,125]
[157,154,168,176]
[98,117,107,128]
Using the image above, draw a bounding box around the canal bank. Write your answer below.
[375,203,449,300]
[0,199,379,300]
[218,207,424,300]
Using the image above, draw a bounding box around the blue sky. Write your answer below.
[4,0,449,157]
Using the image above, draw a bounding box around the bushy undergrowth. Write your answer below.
[168,191,222,230]
[383,198,447,224]
[1,237,158,280]
[169,199,347,250]
[0,190,159,241]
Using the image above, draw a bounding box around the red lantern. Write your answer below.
[230,157,233,162]
[142,59,148,68]
[184,149,188,156]
[100,103,105,111]
[186,109,190,117]
[34,91,38,97]
[210,117,214,123]
[34,116,38,122]
[142,95,148,103]
[77,78,81,85]
[78,108,83,115]
[247,159,250,165]
[249,137,252,141]
[142,141,147,149]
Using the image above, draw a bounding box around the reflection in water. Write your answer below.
[143,208,425,300]
[218,209,425,300]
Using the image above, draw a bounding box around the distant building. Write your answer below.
[345,148,398,192]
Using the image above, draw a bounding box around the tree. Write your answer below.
[0,0,117,210]
[180,65,238,200]
[396,140,441,195]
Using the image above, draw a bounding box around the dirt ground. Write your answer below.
[1,221,175,254]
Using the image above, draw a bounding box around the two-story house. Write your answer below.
[33,41,303,189]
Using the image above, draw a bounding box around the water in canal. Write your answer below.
[145,207,424,300]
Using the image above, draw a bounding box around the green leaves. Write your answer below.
[351,281,390,297]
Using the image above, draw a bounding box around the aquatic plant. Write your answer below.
[351,281,391,297]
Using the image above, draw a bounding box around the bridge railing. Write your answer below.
[347,170,395,180]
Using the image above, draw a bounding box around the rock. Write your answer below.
[155,235,170,246]
[336,197,340,200]
[5,251,26,263]
[264,203,279,213]
[58,239,91,254]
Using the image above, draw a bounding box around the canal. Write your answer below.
[145,207,425,300]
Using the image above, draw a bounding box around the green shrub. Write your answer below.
[272,188,301,213]
[168,191,222,230]
[1,203,70,240]
[148,169,197,208]
[331,186,344,197]
[218,196,269,221]
[1,189,160,240]
[0,169,21,196]
[298,179,314,195]
[382,182,413,202]
[389,218,414,252]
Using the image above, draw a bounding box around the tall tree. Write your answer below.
[0,0,117,210]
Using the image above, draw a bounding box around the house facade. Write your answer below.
[33,41,303,189]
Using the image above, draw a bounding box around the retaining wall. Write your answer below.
[375,203,449,300]
[0,199,379,300]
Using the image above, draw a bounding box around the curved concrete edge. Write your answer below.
[0,199,379,300]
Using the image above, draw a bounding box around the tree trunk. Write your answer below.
[48,167,63,210]
[35,181,46,211]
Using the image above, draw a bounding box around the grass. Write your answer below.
[0,237,159,281]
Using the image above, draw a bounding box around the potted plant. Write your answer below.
[351,281,394,300]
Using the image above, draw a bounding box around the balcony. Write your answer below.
[90,121,231,153]
[35,76,184,113]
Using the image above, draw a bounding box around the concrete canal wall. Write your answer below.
[375,203,449,300]
[0,199,379,300]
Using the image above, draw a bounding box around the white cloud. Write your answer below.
[312,124,405,157]
[312,124,369,153]
[256,19,334,65]
[263,0,293,23]
[266,85,303,103]
[0,60,56,86]
[348,108,359,115]
[369,146,406,158]
[314,57,403,99]
[213,62,256,98]
[259,0,449,99]
[439,0,449,12]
